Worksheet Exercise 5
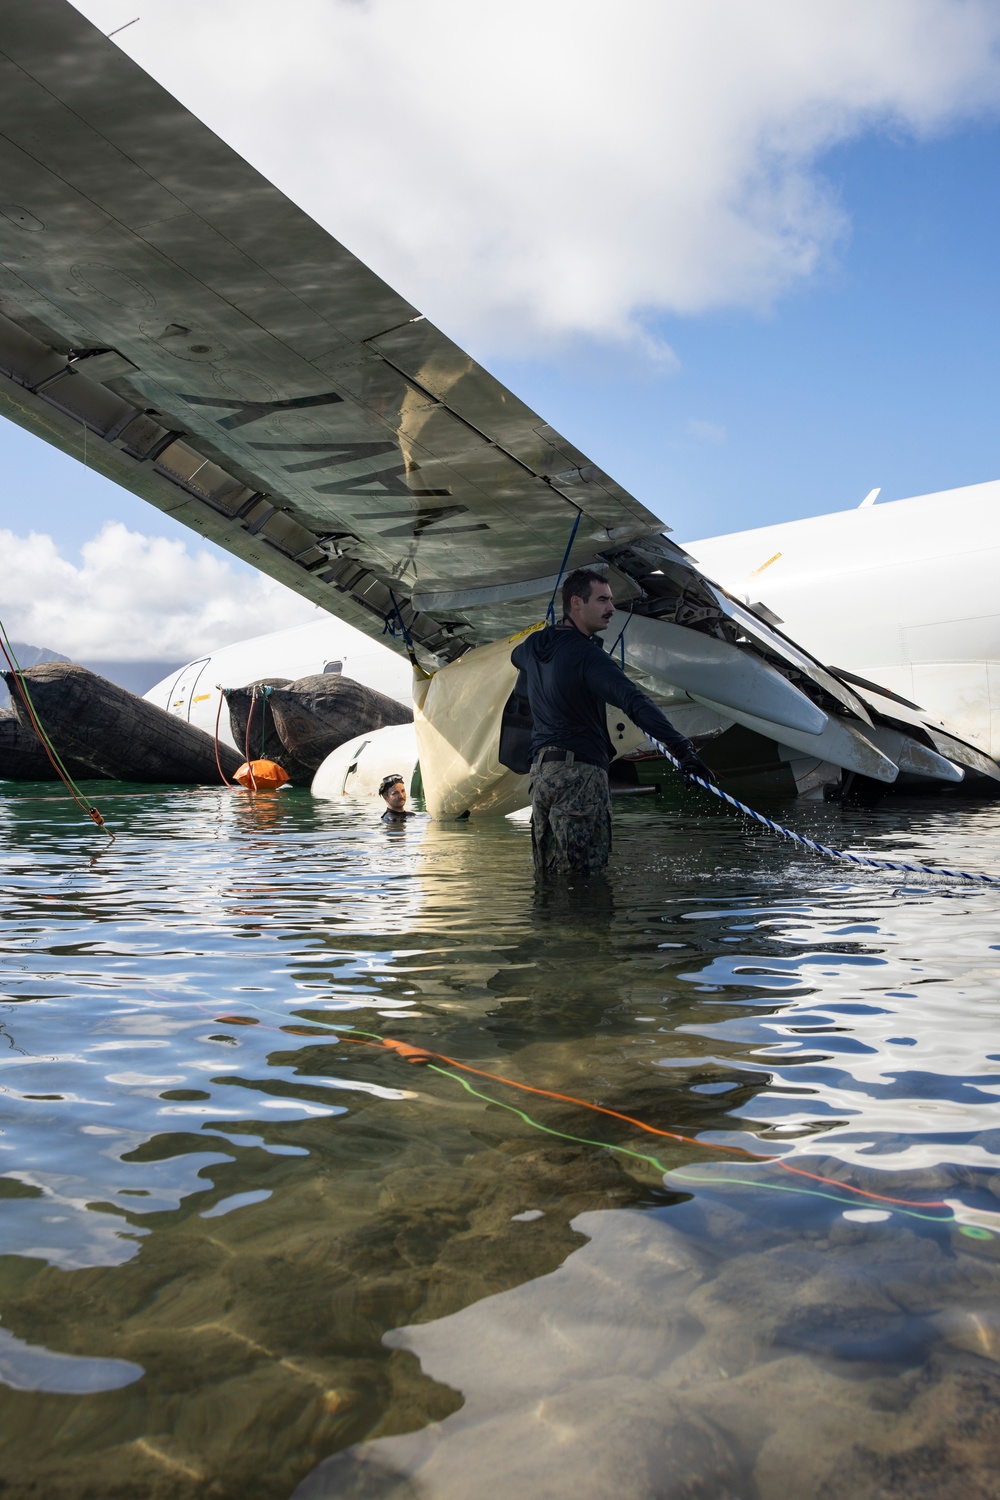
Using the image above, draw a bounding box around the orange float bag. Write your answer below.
[234,759,290,792]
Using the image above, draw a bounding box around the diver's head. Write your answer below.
[562,568,614,637]
[379,774,407,813]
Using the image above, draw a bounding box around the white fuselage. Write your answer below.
[686,478,1000,757]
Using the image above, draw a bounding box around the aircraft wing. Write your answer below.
[0,0,682,663]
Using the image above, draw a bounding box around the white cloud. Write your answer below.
[0,523,319,660]
[73,0,1000,355]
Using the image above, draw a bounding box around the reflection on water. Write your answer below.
[1,783,999,1496]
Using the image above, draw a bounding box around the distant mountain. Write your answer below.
[81,660,183,696]
[3,641,70,669]
[0,642,181,708]
[0,641,69,709]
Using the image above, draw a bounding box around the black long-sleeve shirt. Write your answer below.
[511,622,692,771]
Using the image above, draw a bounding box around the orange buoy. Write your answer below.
[234,758,290,792]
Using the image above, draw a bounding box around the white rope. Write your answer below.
[653,742,1000,887]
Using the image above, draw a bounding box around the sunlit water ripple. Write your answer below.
[1,781,999,1498]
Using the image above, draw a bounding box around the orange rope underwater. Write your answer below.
[203,1004,989,1234]
[339,1033,957,1212]
[202,1002,997,1227]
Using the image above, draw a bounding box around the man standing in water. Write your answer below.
[511,568,714,876]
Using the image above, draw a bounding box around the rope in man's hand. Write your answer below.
[653,739,1000,887]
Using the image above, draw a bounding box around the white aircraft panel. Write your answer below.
[610,611,827,736]
[691,698,899,782]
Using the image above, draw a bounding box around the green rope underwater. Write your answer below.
[670,1168,954,1226]
[428,1065,960,1228]
[428,1064,669,1174]
[198,999,992,1236]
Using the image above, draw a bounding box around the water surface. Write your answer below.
[1,782,999,1497]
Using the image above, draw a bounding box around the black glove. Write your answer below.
[677,749,717,785]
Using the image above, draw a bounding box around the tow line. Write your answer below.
[652,740,1000,887]
[0,619,114,841]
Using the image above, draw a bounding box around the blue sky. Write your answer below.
[487,126,1000,542]
[2,0,999,657]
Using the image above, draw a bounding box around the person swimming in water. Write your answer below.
[378,773,413,822]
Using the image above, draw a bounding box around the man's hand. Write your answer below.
[677,749,718,785]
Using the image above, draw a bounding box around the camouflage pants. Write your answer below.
[529,751,612,876]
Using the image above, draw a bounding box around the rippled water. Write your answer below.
[2,781,1000,1498]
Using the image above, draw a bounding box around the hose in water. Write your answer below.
[0,619,114,841]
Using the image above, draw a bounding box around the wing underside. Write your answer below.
[0,0,675,661]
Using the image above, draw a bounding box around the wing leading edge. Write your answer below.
[0,0,674,662]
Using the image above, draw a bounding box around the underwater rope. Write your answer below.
[0,619,114,840]
[651,740,1000,887]
[367,1037,960,1210]
[427,1064,964,1227]
[206,996,990,1232]
[359,1033,1000,1233]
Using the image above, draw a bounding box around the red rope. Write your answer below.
[213,690,234,788]
[243,690,257,791]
